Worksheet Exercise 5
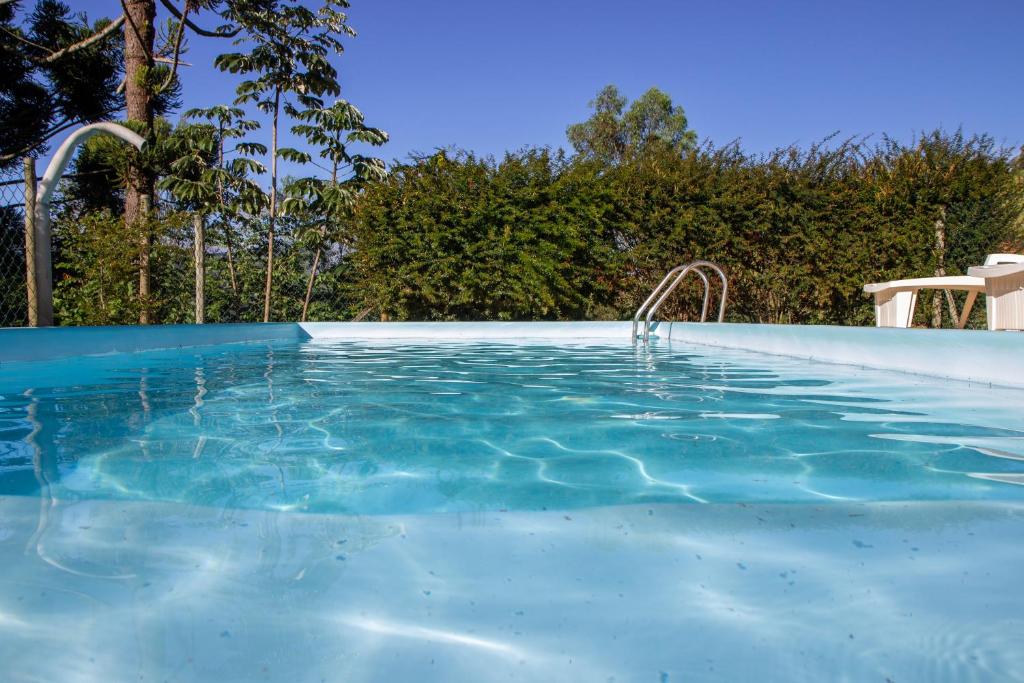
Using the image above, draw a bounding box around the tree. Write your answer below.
[121,0,157,322]
[566,85,696,165]
[342,130,1018,327]
[215,0,354,322]
[2,0,194,322]
[179,105,266,299]
[120,0,241,322]
[158,118,265,322]
[0,0,124,168]
[288,99,387,320]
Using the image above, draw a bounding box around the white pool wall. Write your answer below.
[1,321,1022,389]
[0,322,303,362]
[660,322,1024,388]
[298,320,630,339]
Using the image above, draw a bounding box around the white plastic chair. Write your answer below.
[968,254,1024,331]
[864,253,1024,330]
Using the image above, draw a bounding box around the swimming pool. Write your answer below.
[1,322,1023,681]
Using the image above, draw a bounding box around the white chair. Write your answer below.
[968,254,1024,331]
[864,254,1024,330]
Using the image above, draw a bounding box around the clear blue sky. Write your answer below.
[68,0,1024,170]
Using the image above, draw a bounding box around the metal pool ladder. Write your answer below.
[632,260,728,345]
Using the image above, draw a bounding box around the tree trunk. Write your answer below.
[301,242,321,322]
[262,89,280,323]
[301,156,339,322]
[23,157,37,327]
[123,0,156,324]
[931,205,956,328]
[138,193,152,323]
[194,213,205,324]
[217,132,239,297]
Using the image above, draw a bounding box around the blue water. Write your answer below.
[1,340,1023,513]
[2,338,1024,682]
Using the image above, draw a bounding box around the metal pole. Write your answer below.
[23,157,38,327]
[33,195,53,328]
[34,122,146,327]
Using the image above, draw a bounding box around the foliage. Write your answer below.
[349,132,1020,327]
[0,0,124,169]
[1,0,386,327]
[215,0,362,321]
[159,113,266,215]
[286,98,388,319]
[215,0,353,116]
[287,99,388,211]
[53,210,151,325]
[0,205,27,325]
[41,129,1020,328]
[566,85,697,165]
[3,7,1018,336]
[350,149,616,320]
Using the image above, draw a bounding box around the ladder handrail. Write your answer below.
[695,267,712,323]
[634,260,728,345]
[631,264,689,342]
[696,261,728,323]
[643,265,702,344]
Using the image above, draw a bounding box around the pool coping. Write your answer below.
[1,321,1022,389]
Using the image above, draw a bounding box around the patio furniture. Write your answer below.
[968,255,1024,331]
[864,254,1024,330]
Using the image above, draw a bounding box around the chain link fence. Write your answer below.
[0,162,351,328]
[0,165,30,328]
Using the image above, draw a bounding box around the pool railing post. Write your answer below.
[33,123,146,327]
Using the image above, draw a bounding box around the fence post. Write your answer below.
[23,157,38,327]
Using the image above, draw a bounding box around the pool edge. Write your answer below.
[2,320,1022,389]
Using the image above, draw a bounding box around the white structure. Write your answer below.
[33,122,145,326]
[864,254,1024,330]
[968,256,1024,331]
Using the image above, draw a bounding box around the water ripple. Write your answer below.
[0,339,1022,514]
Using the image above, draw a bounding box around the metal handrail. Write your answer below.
[633,260,728,345]
[632,262,714,339]
[631,265,687,342]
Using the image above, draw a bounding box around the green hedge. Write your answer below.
[351,132,1022,326]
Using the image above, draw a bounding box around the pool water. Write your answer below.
[3,340,1024,512]
[1,338,1023,682]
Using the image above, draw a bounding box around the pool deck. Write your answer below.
[1,321,1022,388]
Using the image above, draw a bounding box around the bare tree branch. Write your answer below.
[155,56,192,66]
[0,102,125,163]
[158,0,240,38]
[158,6,188,91]
[0,26,51,54]
[3,16,125,64]
[41,15,125,63]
